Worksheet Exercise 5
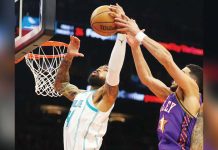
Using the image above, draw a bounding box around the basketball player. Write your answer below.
[54,33,126,149]
[113,14,203,149]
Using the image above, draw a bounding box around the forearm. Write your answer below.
[130,45,152,84]
[100,33,126,108]
[190,111,203,150]
[141,35,173,66]
[130,45,171,99]
[54,54,74,90]
[106,33,126,86]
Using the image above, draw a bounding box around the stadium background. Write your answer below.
[15,0,203,149]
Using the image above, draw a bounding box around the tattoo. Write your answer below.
[55,58,73,84]
[59,83,80,100]
[190,111,203,150]
[54,55,81,101]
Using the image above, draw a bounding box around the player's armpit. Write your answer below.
[146,77,172,100]
[95,84,118,112]
[103,83,119,103]
[55,82,84,101]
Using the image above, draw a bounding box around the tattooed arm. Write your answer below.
[190,104,203,150]
[54,36,85,101]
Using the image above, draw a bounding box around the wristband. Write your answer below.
[135,31,147,44]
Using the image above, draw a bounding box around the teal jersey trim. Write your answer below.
[86,99,99,112]
[86,90,99,112]
[66,110,75,127]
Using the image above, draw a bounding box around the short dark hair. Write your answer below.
[186,64,203,91]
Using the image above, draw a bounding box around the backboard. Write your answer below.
[15,0,56,63]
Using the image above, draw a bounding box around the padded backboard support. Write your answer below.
[15,0,56,63]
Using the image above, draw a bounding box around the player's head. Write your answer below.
[170,64,203,92]
[88,65,108,87]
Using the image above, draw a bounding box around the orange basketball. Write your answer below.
[90,5,117,36]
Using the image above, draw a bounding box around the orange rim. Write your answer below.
[26,53,66,59]
[15,56,25,64]
[29,41,68,59]
[40,41,68,47]
[15,41,68,63]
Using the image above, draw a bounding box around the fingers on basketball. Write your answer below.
[116,3,125,13]
[116,3,121,7]
[115,17,127,24]
[121,14,130,21]
[116,27,128,34]
[109,3,125,16]
[114,21,128,28]
[108,12,119,18]
[109,6,117,12]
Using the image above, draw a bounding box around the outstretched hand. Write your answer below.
[109,3,125,20]
[67,36,84,57]
[114,14,141,36]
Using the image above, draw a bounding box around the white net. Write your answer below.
[25,41,67,97]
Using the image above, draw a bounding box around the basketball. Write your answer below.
[90,5,117,36]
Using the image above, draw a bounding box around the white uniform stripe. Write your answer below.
[95,117,108,149]
[72,103,87,150]
[83,112,98,150]
[95,135,98,150]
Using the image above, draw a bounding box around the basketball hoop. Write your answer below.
[25,41,68,97]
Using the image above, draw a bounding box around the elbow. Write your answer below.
[53,83,59,92]
[54,76,63,92]
[54,82,61,92]
[160,53,173,68]
[136,71,153,86]
[54,79,58,91]
[140,76,152,86]
[140,78,148,86]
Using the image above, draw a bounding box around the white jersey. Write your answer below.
[63,90,114,150]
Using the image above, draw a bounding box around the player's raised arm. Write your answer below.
[54,36,85,101]
[114,16,199,96]
[96,33,127,112]
[127,35,171,100]
[92,4,127,112]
